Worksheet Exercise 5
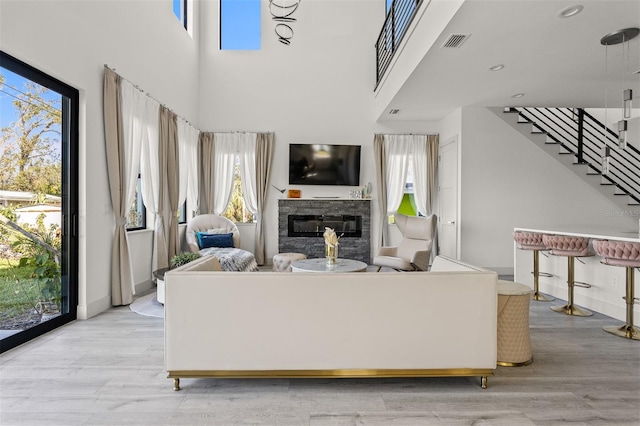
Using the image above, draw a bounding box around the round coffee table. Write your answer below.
[291,258,368,273]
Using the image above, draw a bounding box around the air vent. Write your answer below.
[441,33,471,48]
[389,109,400,115]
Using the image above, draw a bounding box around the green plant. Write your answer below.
[19,251,60,305]
[170,252,201,269]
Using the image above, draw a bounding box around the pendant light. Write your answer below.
[600,28,639,150]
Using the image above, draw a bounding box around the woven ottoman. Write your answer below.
[497,280,533,366]
[273,252,307,272]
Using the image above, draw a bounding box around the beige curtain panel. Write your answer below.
[160,106,180,262]
[198,132,215,214]
[254,132,274,265]
[426,134,439,214]
[373,134,388,246]
[103,68,134,306]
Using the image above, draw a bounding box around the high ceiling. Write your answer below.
[381,0,640,122]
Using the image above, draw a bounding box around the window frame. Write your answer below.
[0,50,79,353]
[125,172,146,232]
[219,0,262,50]
[173,0,188,30]
[178,202,187,225]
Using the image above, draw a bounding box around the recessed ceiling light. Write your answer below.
[511,93,525,98]
[489,64,505,71]
[558,5,583,18]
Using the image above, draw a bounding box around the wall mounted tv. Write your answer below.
[289,144,361,186]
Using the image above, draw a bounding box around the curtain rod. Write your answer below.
[104,65,274,135]
[104,64,197,129]
[375,133,437,136]
[209,131,275,135]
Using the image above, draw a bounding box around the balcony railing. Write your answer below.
[375,0,423,89]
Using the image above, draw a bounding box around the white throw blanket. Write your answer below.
[199,247,258,272]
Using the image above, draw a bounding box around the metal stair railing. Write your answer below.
[509,107,640,204]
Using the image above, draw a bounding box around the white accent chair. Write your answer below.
[185,214,240,253]
[373,214,437,271]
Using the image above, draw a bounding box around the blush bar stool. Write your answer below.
[514,231,554,302]
[593,240,640,340]
[542,234,593,317]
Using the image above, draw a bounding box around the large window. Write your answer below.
[220,0,261,50]
[0,51,78,353]
[222,157,255,223]
[126,172,146,231]
[173,0,188,30]
[389,158,417,224]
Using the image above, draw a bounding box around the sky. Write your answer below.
[0,68,63,159]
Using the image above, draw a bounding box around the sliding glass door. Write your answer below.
[0,52,78,353]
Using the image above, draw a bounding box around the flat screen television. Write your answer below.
[289,144,361,186]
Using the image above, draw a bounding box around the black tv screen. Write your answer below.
[289,144,361,186]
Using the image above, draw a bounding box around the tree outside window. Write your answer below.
[222,160,254,223]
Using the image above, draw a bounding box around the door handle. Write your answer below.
[446,221,455,225]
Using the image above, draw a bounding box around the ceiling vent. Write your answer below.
[441,33,471,48]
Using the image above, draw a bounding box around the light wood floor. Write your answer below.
[1,286,639,425]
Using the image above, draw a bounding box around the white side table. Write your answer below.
[153,268,169,305]
[497,280,533,366]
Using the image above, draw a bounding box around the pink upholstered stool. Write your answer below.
[593,240,640,340]
[514,231,554,302]
[543,234,593,317]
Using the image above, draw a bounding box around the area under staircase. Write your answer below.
[491,107,640,209]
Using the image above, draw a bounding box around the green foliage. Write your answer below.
[170,252,201,269]
[0,259,42,320]
[0,72,62,196]
[222,163,255,223]
[11,218,61,257]
[19,252,60,303]
[0,211,62,313]
[0,205,17,222]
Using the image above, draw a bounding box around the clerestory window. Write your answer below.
[220,0,261,50]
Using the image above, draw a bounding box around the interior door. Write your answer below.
[438,138,458,259]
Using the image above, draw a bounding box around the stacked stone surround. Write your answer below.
[278,199,371,264]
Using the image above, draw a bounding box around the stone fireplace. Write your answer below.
[278,199,371,263]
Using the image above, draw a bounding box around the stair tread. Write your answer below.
[494,106,638,212]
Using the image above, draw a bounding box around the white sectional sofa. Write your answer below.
[164,255,498,390]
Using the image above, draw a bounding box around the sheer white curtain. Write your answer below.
[138,96,163,273]
[178,119,199,219]
[212,133,237,215]
[384,135,412,214]
[238,133,258,216]
[119,80,145,295]
[410,135,428,216]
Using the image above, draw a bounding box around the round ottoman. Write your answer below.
[273,253,307,272]
[497,280,533,367]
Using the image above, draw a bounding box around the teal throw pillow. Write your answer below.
[197,232,235,249]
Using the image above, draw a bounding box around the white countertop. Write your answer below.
[515,227,640,243]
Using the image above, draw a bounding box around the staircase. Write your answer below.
[490,107,640,209]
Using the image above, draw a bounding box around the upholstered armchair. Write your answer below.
[373,214,437,271]
[185,214,240,253]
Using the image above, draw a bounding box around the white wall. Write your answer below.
[459,106,638,273]
[198,0,439,261]
[0,0,201,318]
[10,1,627,318]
